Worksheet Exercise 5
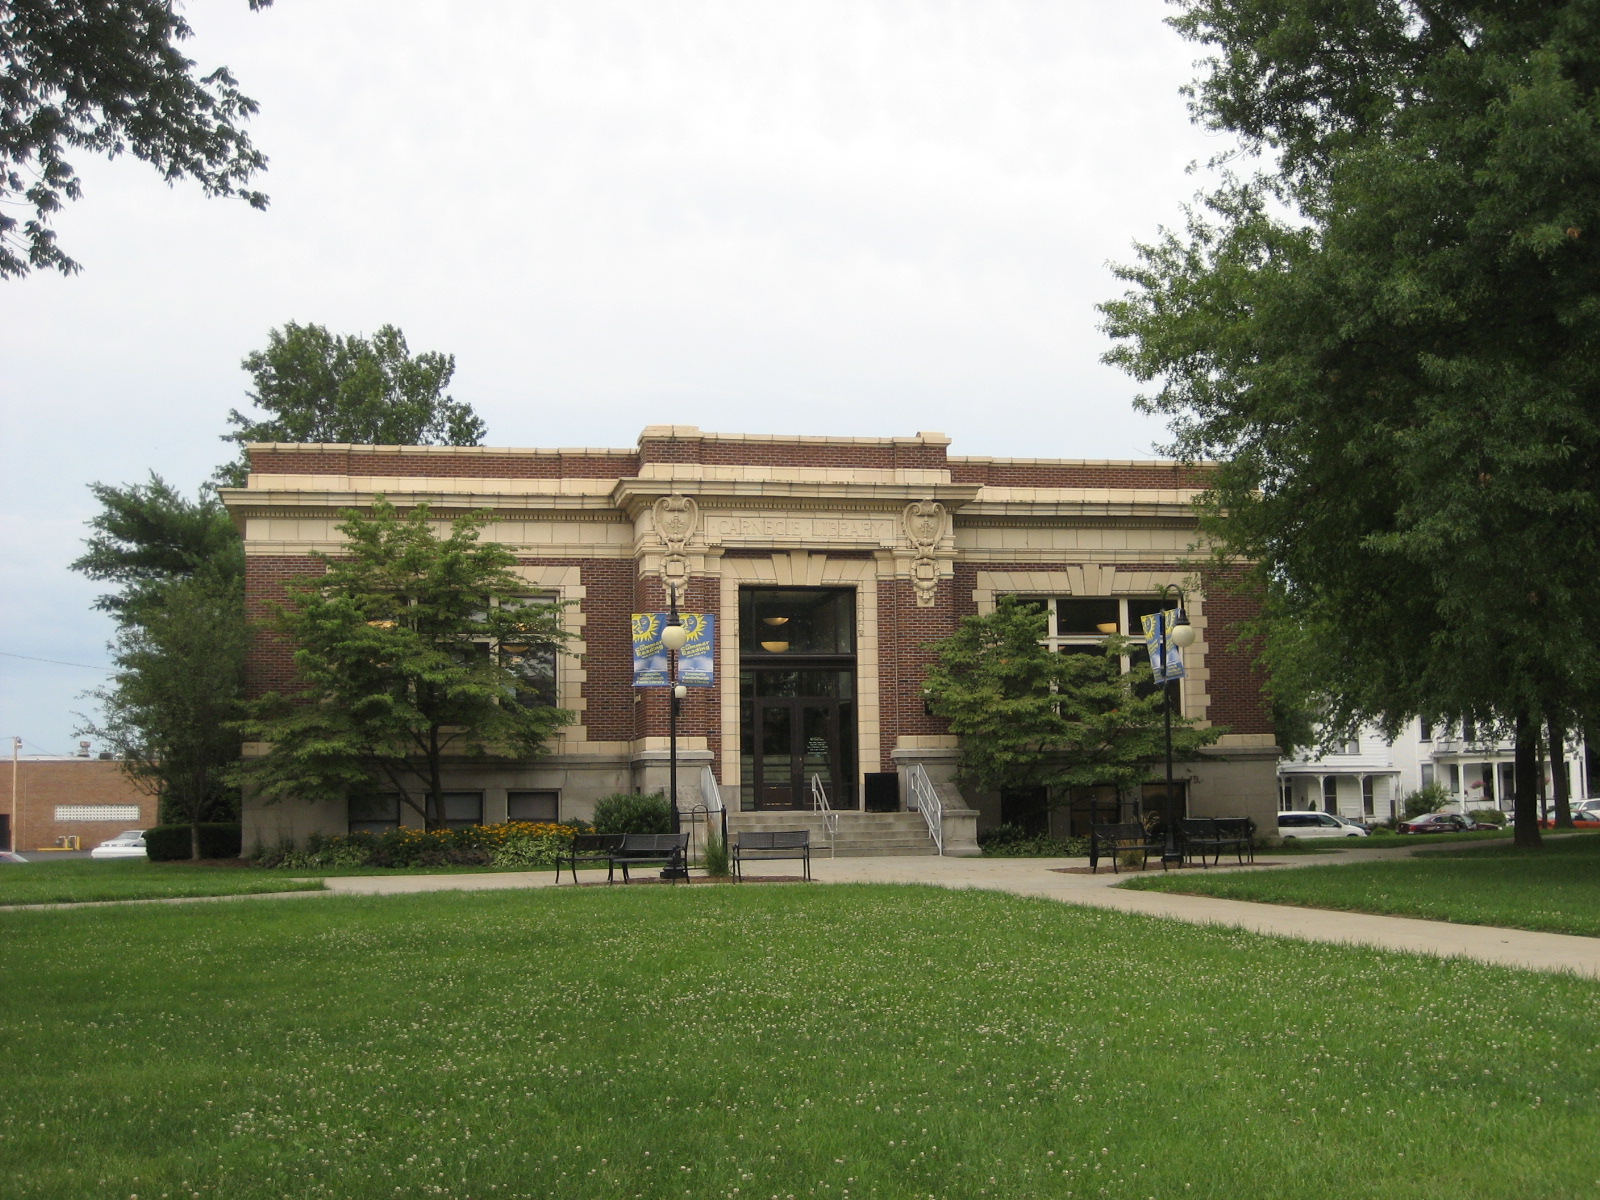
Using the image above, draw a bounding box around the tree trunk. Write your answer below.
[425,726,444,831]
[1550,717,1574,829]
[1512,709,1543,848]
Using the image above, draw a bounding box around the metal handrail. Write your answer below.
[699,765,723,814]
[907,763,945,855]
[810,772,838,857]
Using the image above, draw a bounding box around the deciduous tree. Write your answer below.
[1100,1,1600,846]
[216,323,486,486]
[921,597,1220,809]
[1,0,273,278]
[241,500,572,829]
[79,571,247,859]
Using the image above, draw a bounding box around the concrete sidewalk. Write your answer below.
[317,850,1600,980]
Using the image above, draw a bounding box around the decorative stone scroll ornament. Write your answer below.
[902,498,946,607]
[653,493,699,604]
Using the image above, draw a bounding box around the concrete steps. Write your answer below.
[724,809,940,857]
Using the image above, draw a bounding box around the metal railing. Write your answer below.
[907,763,945,855]
[810,772,838,857]
[699,765,723,815]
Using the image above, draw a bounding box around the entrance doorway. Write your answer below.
[746,694,854,809]
[738,588,858,812]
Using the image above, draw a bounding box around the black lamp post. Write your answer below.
[1154,584,1198,866]
[661,591,690,877]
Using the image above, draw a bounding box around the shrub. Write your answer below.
[978,824,1089,858]
[1468,807,1507,827]
[250,821,589,870]
[1400,782,1451,820]
[144,823,243,861]
[591,792,672,835]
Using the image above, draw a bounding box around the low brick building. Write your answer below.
[2,756,158,853]
[224,426,1279,854]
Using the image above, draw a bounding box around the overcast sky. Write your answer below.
[0,0,1232,755]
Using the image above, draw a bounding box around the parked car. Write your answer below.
[1277,811,1369,839]
[89,831,147,859]
[1573,800,1600,822]
[1330,814,1373,833]
[0,850,28,864]
[1398,812,1495,834]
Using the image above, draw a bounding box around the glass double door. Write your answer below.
[740,668,856,811]
[750,700,849,810]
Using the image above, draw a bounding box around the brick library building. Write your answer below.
[225,426,1279,856]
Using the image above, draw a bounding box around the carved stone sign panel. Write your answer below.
[706,515,898,545]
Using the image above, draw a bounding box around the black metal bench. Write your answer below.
[731,830,811,881]
[608,832,691,883]
[1179,817,1254,867]
[1089,822,1164,873]
[557,833,625,883]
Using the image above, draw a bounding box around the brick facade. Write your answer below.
[1,759,159,853]
[227,426,1280,846]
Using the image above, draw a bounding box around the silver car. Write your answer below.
[89,831,148,859]
[1277,811,1369,840]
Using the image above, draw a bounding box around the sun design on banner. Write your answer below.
[632,612,661,642]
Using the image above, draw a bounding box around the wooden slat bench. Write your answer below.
[731,830,811,881]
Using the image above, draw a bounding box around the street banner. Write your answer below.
[1141,609,1186,682]
[677,613,715,687]
[631,612,715,687]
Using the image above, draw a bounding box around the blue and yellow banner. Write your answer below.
[1141,609,1186,682]
[632,613,715,687]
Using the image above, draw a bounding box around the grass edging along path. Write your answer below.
[7,887,1600,1200]
[1122,832,1600,938]
[0,859,326,906]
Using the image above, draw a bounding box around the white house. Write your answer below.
[1278,717,1594,822]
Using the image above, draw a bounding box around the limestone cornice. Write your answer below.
[609,478,982,519]
[957,501,1199,527]
[221,488,631,528]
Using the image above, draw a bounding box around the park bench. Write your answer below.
[731,830,812,881]
[557,832,625,884]
[1179,817,1255,867]
[1089,822,1165,873]
[608,832,691,883]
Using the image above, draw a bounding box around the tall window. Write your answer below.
[1322,776,1339,813]
[483,594,559,708]
[1362,777,1376,816]
[1017,596,1179,703]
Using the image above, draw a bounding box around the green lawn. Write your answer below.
[0,858,326,905]
[1125,832,1600,937]
[4,886,1600,1199]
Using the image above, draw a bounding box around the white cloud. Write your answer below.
[0,0,1228,747]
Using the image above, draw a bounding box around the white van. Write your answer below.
[1277,811,1368,840]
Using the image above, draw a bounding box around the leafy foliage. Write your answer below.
[1400,783,1452,821]
[590,792,673,835]
[922,597,1222,801]
[240,499,573,829]
[74,478,247,857]
[144,823,242,862]
[72,475,242,619]
[977,824,1090,858]
[217,322,486,486]
[1102,1,1600,846]
[0,0,273,277]
[79,570,247,849]
[250,821,587,870]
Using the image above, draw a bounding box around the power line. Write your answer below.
[0,651,112,673]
